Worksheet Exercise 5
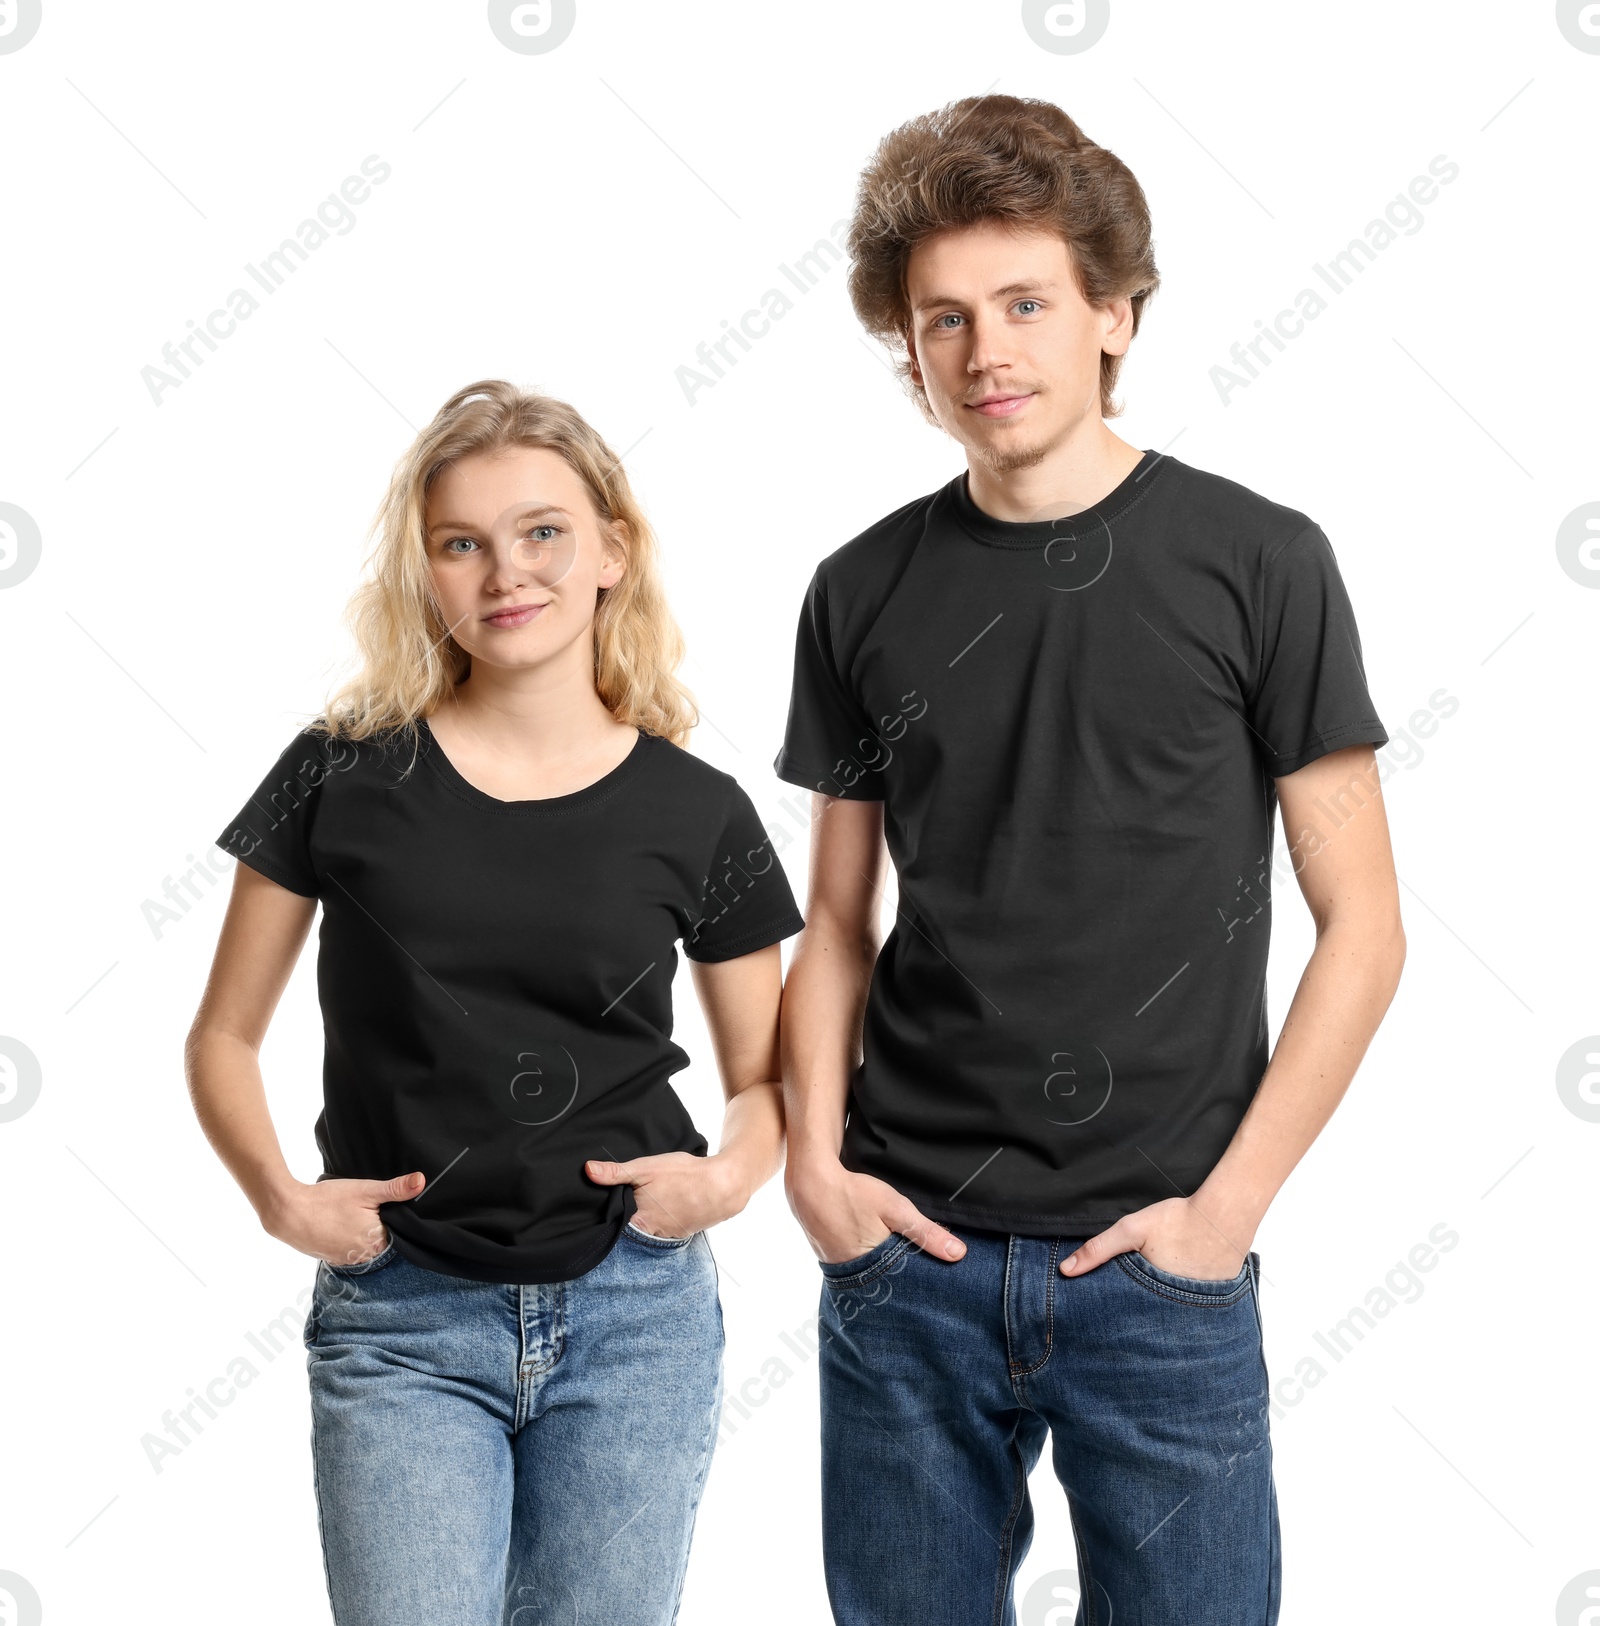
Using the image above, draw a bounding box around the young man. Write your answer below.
[775,95,1405,1625]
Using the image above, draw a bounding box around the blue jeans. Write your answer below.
[302,1222,724,1626]
[818,1227,1278,1626]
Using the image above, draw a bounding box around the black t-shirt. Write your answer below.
[774,450,1387,1234]
[217,722,804,1284]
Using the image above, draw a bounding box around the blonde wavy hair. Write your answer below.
[317,379,697,746]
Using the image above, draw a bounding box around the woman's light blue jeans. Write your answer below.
[302,1222,724,1626]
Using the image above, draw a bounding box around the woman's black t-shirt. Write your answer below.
[216,721,805,1284]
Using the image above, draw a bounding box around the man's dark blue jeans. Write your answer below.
[817,1225,1278,1625]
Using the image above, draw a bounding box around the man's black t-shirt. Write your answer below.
[218,721,804,1284]
[774,450,1387,1234]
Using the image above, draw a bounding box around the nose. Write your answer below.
[966,309,1016,378]
[483,539,533,593]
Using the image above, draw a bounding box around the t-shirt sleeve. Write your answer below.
[215,729,350,898]
[772,567,888,801]
[681,782,807,964]
[1248,524,1389,778]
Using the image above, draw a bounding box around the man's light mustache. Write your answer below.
[960,382,1047,405]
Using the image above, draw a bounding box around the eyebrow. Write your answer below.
[912,280,1059,313]
[426,503,573,537]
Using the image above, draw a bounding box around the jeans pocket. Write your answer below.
[624,1219,697,1250]
[323,1234,398,1277]
[1117,1248,1254,1306]
[818,1232,912,1289]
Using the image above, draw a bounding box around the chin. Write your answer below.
[970,431,1054,476]
[459,633,546,668]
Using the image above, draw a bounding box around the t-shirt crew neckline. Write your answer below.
[417,716,652,814]
[948,447,1166,549]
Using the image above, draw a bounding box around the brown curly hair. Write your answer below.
[847,94,1160,422]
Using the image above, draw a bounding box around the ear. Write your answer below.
[597,519,629,591]
[1101,295,1135,358]
[903,323,924,389]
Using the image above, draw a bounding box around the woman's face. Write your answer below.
[423,444,625,676]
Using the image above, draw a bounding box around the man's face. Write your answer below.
[903,220,1130,474]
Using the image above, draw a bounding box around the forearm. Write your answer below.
[1195,913,1405,1235]
[184,1028,301,1228]
[779,920,877,1173]
[710,1080,784,1203]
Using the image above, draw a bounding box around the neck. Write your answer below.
[964,416,1145,524]
[433,635,620,757]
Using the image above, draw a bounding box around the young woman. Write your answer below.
[185,380,804,1626]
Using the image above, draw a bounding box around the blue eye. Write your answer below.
[934,313,964,329]
[443,537,478,554]
[527,525,560,542]
[1015,300,1041,315]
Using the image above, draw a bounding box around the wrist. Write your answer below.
[784,1148,851,1212]
[703,1149,761,1216]
[254,1175,309,1240]
[784,1149,843,1193]
[784,1128,845,1177]
[1189,1174,1270,1243]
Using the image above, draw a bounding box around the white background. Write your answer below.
[2,3,1597,1622]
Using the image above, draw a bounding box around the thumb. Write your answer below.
[584,1158,639,1188]
[370,1171,426,1204]
[890,1201,966,1262]
[1060,1221,1132,1276]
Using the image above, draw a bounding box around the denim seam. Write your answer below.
[666,1359,723,1625]
[304,1272,322,1345]
[1069,1499,1100,1626]
[624,1220,697,1250]
[515,1291,532,1432]
[1008,1237,1062,1380]
[309,1450,344,1624]
[990,1425,1035,1626]
[1114,1254,1253,1307]
[305,1325,347,1626]
[323,1238,397,1278]
[1001,1237,1019,1372]
[547,1285,566,1385]
[514,1284,565,1430]
[1248,1253,1279,1626]
[818,1235,913,1291]
[1247,1255,1271,1391]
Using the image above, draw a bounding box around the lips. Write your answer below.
[484,603,542,629]
[967,393,1034,418]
